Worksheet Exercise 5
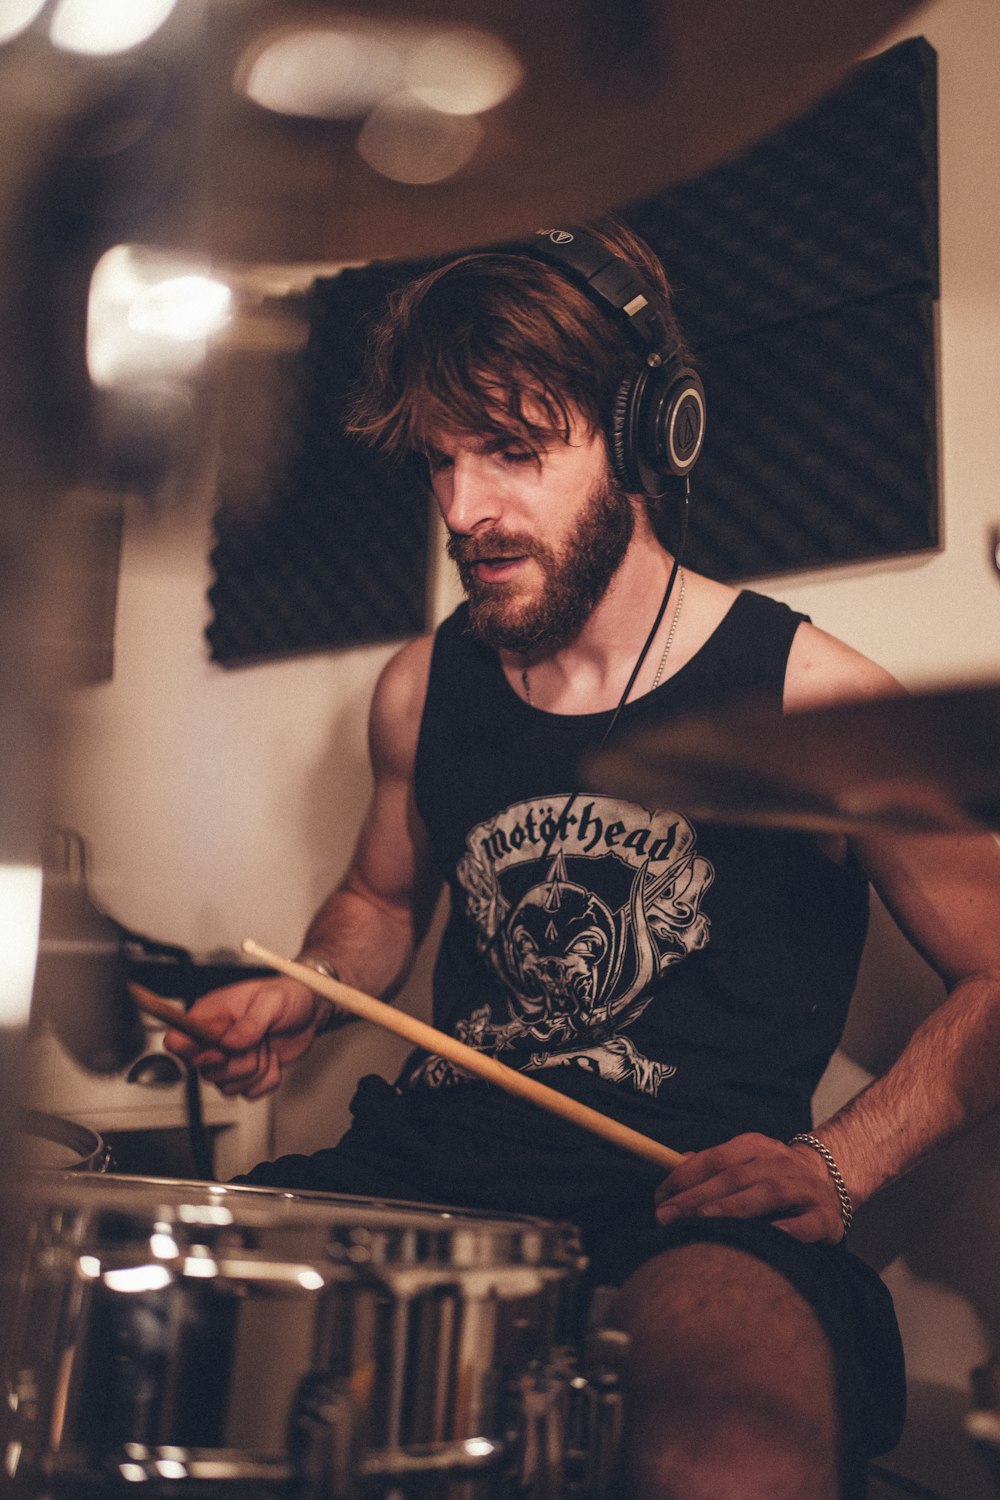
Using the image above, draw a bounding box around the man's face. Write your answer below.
[426,410,635,654]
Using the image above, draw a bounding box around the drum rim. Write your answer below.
[17,1108,111,1172]
[2,1171,584,1265]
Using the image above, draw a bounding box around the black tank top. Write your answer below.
[409,589,869,1147]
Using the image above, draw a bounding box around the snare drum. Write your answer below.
[0,1174,606,1497]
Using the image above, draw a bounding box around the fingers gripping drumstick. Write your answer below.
[241,938,684,1173]
[128,981,223,1048]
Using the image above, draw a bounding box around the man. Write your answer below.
[166,219,1000,1499]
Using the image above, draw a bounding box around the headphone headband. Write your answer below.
[528,228,674,364]
[519,227,706,495]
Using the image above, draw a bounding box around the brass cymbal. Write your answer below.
[185,0,924,264]
[585,682,1000,837]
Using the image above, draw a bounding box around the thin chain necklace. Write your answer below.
[521,568,685,707]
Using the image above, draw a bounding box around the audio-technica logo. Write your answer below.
[537,229,574,245]
[676,402,700,457]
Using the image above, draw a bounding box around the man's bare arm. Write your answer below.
[164,636,441,1097]
[655,623,1000,1240]
[296,634,442,1000]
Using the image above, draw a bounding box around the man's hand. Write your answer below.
[653,1133,848,1244]
[162,977,326,1099]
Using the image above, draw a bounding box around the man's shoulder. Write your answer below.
[377,632,436,713]
[783,620,903,714]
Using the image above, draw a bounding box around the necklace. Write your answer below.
[651,567,685,690]
[521,567,685,706]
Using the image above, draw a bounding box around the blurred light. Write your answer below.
[0,864,42,1027]
[406,29,523,116]
[128,276,232,342]
[359,95,485,187]
[50,0,176,56]
[179,1202,232,1225]
[239,21,520,123]
[297,1269,325,1291]
[241,26,405,120]
[88,245,232,388]
[79,1254,102,1279]
[0,0,45,46]
[464,1438,498,1459]
[357,95,483,185]
[182,1255,218,1278]
[103,1264,173,1293]
[150,1231,179,1258]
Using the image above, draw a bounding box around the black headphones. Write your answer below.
[522,227,706,498]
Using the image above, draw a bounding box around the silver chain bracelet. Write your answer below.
[297,956,349,1033]
[788,1132,855,1234]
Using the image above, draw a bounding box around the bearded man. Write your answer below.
[167,219,1000,1499]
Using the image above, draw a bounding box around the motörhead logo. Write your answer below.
[415,795,716,1098]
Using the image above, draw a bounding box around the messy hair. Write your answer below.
[347,217,691,461]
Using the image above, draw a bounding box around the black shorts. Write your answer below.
[237,1074,905,1495]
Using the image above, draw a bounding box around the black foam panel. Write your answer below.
[206,37,938,663]
[207,266,430,666]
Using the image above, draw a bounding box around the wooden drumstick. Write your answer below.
[128,981,224,1050]
[241,938,685,1172]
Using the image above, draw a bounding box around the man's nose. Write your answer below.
[436,455,499,535]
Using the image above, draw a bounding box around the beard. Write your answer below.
[447,472,635,655]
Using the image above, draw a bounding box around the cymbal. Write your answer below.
[585,682,1000,837]
[185,0,924,264]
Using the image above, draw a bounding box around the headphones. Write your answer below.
[522,227,706,498]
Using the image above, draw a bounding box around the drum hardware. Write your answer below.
[966,1354,1000,1495]
[563,1290,630,1500]
[585,680,1000,838]
[1,1175,604,1498]
[16,1109,112,1174]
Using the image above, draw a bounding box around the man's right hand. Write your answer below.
[162,976,326,1099]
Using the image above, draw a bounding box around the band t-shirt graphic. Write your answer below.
[409,592,870,1151]
[408,794,714,1096]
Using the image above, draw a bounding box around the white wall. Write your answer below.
[49,1,999,1493]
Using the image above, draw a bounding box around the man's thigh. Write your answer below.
[614,1241,841,1500]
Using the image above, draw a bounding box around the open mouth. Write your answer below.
[472,555,528,581]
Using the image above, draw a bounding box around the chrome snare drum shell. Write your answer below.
[0,1174,585,1496]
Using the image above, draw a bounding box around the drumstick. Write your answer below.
[128,981,224,1049]
[241,938,685,1172]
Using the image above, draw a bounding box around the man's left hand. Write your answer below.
[653,1133,847,1244]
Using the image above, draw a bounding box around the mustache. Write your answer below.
[446,529,537,565]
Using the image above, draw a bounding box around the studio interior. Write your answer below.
[1,2,998,1498]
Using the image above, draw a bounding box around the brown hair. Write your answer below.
[347,216,691,461]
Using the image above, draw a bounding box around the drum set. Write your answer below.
[1,1167,624,1499]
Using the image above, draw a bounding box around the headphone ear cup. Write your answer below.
[655,367,706,480]
[610,366,706,496]
[609,377,639,492]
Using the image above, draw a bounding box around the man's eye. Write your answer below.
[426,453,452,473]
[500,448,537,466]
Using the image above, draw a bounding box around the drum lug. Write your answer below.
[563,1292,631,1500]
[289,1372,359,1500]
[6,1369,40,1423]
[513,1359,571,1500]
